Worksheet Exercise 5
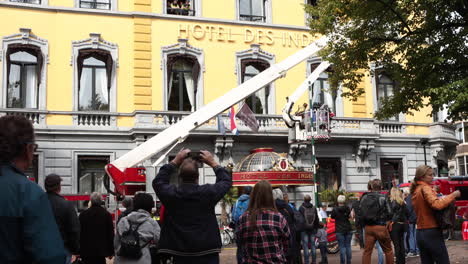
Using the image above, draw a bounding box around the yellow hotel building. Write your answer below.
[0,0,459,201]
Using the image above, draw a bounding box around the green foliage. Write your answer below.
[219,187,239,226]
[305,0,468,121]
[319,188,355,206]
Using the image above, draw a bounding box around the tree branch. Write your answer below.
[373,0,414,34]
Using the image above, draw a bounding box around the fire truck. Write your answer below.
[103,35,331,200]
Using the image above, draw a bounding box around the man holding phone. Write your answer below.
[153,149,232,264]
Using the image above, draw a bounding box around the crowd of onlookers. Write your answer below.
[0,115,464,264]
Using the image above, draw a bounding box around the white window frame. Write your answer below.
[370,62,405,122]
[72,151,115,194]
[163,0,202,17]
[1,28,48,110]
[236,0,272,23]
[74,0,117,11]
[161,38,205,111]
[235,44,275,114]
[71,33,118,112]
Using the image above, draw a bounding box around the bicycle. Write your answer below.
[220,225,235,246]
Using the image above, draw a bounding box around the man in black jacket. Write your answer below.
[79,192,114,264]
[45,174,80,264]
[153,149,232,264]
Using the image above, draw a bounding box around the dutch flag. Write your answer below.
[228,106,239,135]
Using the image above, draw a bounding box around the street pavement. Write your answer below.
[220,240,468,263]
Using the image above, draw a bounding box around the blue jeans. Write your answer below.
[336,232,352,264]
[363,227,383,264]
[408,223,419,254]
[65,249,72,264]
[301,231,317,264]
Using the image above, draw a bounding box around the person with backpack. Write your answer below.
[299,195,320,264]
[388,187,409,264]
[331,195,353,264]
[360,179,394,264]
[233,186,252,264]
[411,165,460,264]
[115,192,161,264]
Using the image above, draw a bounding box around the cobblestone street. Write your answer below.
[220,240,468,264]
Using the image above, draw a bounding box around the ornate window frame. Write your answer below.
[160,38,205,111]
[162,0,202,17]
[370,62,405,121]
[306,56,344,117]
[74,0,117,11]
[236,0,272,23]
[235,43,275,114]
[1,28,48,110]
[71,33,118,112]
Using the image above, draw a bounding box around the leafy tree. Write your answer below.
[219,187,238,226]
[305,0,468,121]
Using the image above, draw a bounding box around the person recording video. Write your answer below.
[152,149,232,264]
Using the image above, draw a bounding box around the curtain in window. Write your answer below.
[25,65,38,108]
[7,64,21,108]
[79,68,92,110]
[96,68,109,110]
[180,62,196,111]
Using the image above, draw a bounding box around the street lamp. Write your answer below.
[420,138,429,165]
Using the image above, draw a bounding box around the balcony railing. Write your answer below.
[240,14,266,22]
[167,7,195,16]
[9,0,41,4]
[0,109,458,142]
[80,0,111,10]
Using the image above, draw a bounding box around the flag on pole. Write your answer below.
[228,106,239,135]
[216,114,226,135]
[237,103,260,133]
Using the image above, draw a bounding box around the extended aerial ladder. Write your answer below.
[105,35,332,198]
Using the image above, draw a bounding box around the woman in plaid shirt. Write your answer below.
[236,180,291,263]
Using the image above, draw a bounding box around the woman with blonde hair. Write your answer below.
[411,165,460,264]
[389,187,408,264]
[236,180,290,263]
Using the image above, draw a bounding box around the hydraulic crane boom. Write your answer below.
[105,35,329,196]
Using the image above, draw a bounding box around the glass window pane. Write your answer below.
[79,173,93,194]
[251,0,263,16]
[240,0,251,15]
[80,2,92,8]
[84,57,105,66]
[24,65,38,108]
[8,64,22,108]
[95,68,109,111]
[10,51,37,63]
[79,67,93,111]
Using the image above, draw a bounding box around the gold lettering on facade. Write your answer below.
[244,29,255,43]
[192,24,205,40]
[177,24,312,48]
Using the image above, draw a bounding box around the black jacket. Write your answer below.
[276,199,297,259]
[153,163,232,256]
[360,192,392,225]
[331,205,352,233]
[0,162,66,264]
[79,205,114,257]
[390,200,409,223]
[299,202,320,232]
[47,192,80,254]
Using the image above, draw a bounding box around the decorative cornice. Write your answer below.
[160,38,204,71]
[70,33,118,66]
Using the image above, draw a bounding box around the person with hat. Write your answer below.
[45,173,80,264]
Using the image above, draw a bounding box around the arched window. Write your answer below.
[77,49,113,111]
[308,61,337,113]
[6,46,43,109]
[167,55,200,111]
[376,72,398,120]
[241,59,270,114]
